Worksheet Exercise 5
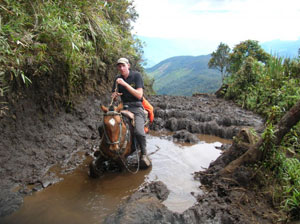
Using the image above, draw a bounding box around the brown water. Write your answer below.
[1,132,231,224]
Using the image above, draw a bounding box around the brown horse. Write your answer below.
[89,103,138,178]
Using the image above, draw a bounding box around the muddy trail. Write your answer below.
[0,94,282,223]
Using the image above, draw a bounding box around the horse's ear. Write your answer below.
[116,103,123,112]
[101,105,108,113]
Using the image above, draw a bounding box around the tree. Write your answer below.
[228,40,270,74]
[208,42,231,82]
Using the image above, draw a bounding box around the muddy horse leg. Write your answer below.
[89,156,106,178]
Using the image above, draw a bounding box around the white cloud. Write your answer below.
[132,0,300,45]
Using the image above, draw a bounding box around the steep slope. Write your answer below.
[146,55,221,96]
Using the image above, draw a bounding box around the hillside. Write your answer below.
[139,36,214,68]
[146,55,221,96]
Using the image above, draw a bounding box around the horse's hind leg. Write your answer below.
[89,156,105,178]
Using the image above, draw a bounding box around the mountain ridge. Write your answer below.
[146,55,221,96]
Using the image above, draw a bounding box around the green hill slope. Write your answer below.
[146,55,221,96]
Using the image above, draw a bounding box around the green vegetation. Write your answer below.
[0,0,153,115]
[215,39,300,220]
[146,55,221,96]
[208,42,230,82]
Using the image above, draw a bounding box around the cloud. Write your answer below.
[132,0,300,45]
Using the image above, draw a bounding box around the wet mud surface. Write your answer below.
[1,93,281,223]
[0,134,228,224]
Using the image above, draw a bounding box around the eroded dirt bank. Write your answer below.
[0,95,108,217]
[1,93,277,223]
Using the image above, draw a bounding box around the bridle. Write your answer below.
[103,111,126,148]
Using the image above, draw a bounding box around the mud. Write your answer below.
[149,94,264,139]
[0,93,282,223]
[0,95,108,217]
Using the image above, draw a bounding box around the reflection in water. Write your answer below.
[1,132,230,224]
[146,134,226,212]
[1,162,150,224]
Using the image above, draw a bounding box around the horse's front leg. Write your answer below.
[89,156,106,178]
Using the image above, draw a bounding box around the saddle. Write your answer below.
[121,110,135,126]
[121,109,149,128]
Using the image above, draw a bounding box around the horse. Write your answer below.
[89,103,140,178]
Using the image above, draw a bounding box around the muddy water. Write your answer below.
[1,132,231,224]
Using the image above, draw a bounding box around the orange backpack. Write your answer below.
[142,97,154,123]
[142,97,154,133]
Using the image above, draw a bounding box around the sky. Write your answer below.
[132,0,300,59]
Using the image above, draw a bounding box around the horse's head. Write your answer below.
[101,103,124,152]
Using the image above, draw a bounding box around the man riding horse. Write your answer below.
[110,57,151,167]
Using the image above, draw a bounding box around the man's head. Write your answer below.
[117,58,130,77]
[117,58,129,65]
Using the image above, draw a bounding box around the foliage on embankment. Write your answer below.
[215,39,300,220]
[0,0,153,115]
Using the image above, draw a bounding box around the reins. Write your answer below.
[109,83,118,107]
[116,135,140,174]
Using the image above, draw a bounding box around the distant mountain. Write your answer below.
[146,55,221,96]
[139,36,215,68]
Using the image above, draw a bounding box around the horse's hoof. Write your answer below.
[139,155,152,169]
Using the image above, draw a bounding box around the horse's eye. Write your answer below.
[109,118,116,127]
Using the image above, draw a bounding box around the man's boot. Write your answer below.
[140,150,151,168]
[136,135,151,168]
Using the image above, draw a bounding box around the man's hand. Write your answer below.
[116,78,127,86]
[111,91,122,100]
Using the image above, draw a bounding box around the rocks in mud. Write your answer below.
[105,181,244,224]
[39,172,63,188]
[140,181,170,201]
[104,181,174,224]
[173,130,199,143]
[149,95,264,140]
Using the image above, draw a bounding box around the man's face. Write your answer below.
[117,63,130,76]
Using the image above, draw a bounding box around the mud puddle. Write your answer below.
[1,132,231,224]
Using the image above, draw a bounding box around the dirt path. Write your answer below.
[0,94,282,223]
